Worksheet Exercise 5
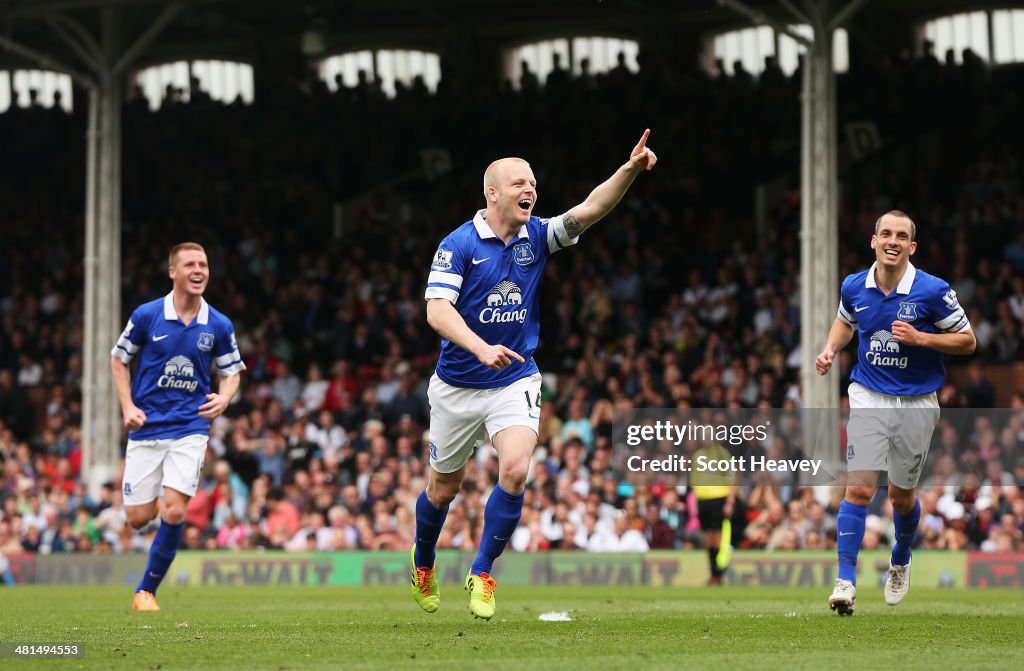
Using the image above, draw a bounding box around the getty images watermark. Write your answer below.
[612,407,1024,488]
[624,419,823,476]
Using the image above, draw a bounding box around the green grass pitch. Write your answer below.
[2,585,1022,670]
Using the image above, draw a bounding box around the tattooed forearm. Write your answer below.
[563,211,583,238]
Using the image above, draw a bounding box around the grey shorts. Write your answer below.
[846,382,940,489]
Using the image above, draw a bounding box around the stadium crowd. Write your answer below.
[2,40,1024,566]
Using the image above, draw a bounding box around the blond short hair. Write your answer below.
[483,157,530,197]
[168,242,207,267]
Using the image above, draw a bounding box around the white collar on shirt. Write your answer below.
[163,292,209,324]
[865,261,916,295]
[472,209,530,240]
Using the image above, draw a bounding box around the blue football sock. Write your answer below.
[137,519,183,595]
[891,498,920,567]
[471,485,524,576]
[836,499,867,585]
[414,490,449,568]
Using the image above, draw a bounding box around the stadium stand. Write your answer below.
[1,28,1023,562]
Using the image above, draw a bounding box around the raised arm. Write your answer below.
[561,129,657,238]
[426,298,525,371]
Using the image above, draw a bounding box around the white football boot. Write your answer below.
[884,559,911,606]
[829,578,856,616]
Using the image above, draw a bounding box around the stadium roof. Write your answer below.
[0,0,995,73]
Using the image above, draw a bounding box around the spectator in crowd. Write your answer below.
[644,502,676,549]
[962,362,996,408]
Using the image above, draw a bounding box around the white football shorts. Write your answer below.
[846,382,939,489]
[122,434,208,505]
[426,372,542,473]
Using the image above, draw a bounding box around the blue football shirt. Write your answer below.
[111,293,246,440]
[424,209,579,388]
[837,262,971,396]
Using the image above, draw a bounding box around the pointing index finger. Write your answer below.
[635,128,650,151]
[504,346,526,363]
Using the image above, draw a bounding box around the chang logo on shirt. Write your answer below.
[865,330,908,368]
[158,355,199,392]
[479,280,527,324]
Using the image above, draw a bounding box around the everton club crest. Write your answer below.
[197,332,215,352]
[896,302,918,322]
[512,242,534,266]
